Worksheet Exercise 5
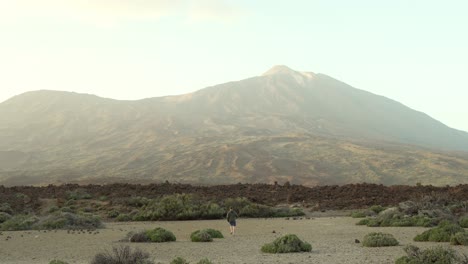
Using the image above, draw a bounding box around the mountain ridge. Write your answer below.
[1,66,468,186]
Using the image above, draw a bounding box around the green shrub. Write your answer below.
[261,234,312,253]
[0,215,39,231]
[356,218,370,225]
[60,207,74,213]
[450,232,468,246]
[170,257,189,264]
[91,245,154,264]
[414,221,464,242]
[191,230,213,242]
[369,205,386,214]
[38,212,103,230]
[127,196,151,208]
[0,203,13,214]
[128,231,151,243]
[49,260,69,264]
[116,214,131,222]
[66,189,92,200]
[146,227,176,243]
[107,210,120,218]
[362,232,399,247]
[203,228,224,238]
[395,245,458,264]
[48,206,59,213]
[459,217,468,228]
[0,212,12,223]
[351,211,367,218]
[197,258,213,264]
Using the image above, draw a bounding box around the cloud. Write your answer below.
[0,0,243,26]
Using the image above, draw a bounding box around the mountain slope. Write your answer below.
[1,66,468,186]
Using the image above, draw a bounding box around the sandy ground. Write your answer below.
[0,217,467,264]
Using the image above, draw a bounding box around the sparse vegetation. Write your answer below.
[261,234,312,253]
[0,212,12,223]
[414,220,465,242]
[395,245,461,264]
[362,232,399,247]
[0,215,39,231]
[66,189,92,200]
[0,203,13,214]
[91,246,154,264]
[450,232,468,246]
[170,257,189,264]
[0,212,102,231]
[197,258,214,264]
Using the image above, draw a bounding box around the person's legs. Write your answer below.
[230,220,236,235]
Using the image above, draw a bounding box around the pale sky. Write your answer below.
[1,0,467,132]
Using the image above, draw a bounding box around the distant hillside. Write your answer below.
[1,65,468,186]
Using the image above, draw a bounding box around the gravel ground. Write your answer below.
[0,216,467,264]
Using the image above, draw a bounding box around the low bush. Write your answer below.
[38,212,103,230]
[91,245,154,264]
[0,212,102,231]
[197,258,213,264]
[203,228,224,238]
[459,217,468,228]
[146,227,176,242]
[450,232,468,246]
[0,212,12,223]
[191,230,213,242]
[362,232,399,247]
[369,205,386,214]
[107,210,120,218]
[116,214,132,222]
[261,234,312,253]
[0,215,39,231]
[395,245,459,264]
[356,218,370,225]
[66,189,92,200]
[128,231,150,243]
[170,257,189,264]
[414,221,464,242]
[0,203,13,214]
[351,211,367,218]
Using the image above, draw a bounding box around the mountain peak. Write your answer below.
[262,65,297,76]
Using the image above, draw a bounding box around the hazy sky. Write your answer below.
[1,0,467,132]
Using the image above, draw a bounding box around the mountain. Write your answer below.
[1,65,468,186]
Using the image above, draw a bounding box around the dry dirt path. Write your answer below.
[0,217,467,264]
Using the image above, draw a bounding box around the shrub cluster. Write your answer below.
[116,194,304,221]
[450,232,468,246]
[395,245,464,264]
[128,227,176,243]
[362,232,399,247]
[0,212,102,231]
[190,230,213,242]
[414,221,465,242]
[261,234,312,253]
[91,246,154,264]
[459,217,468,228]
[356,195,467,228]
[66,189,92,200]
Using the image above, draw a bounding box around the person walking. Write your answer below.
[226,207,238,235]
